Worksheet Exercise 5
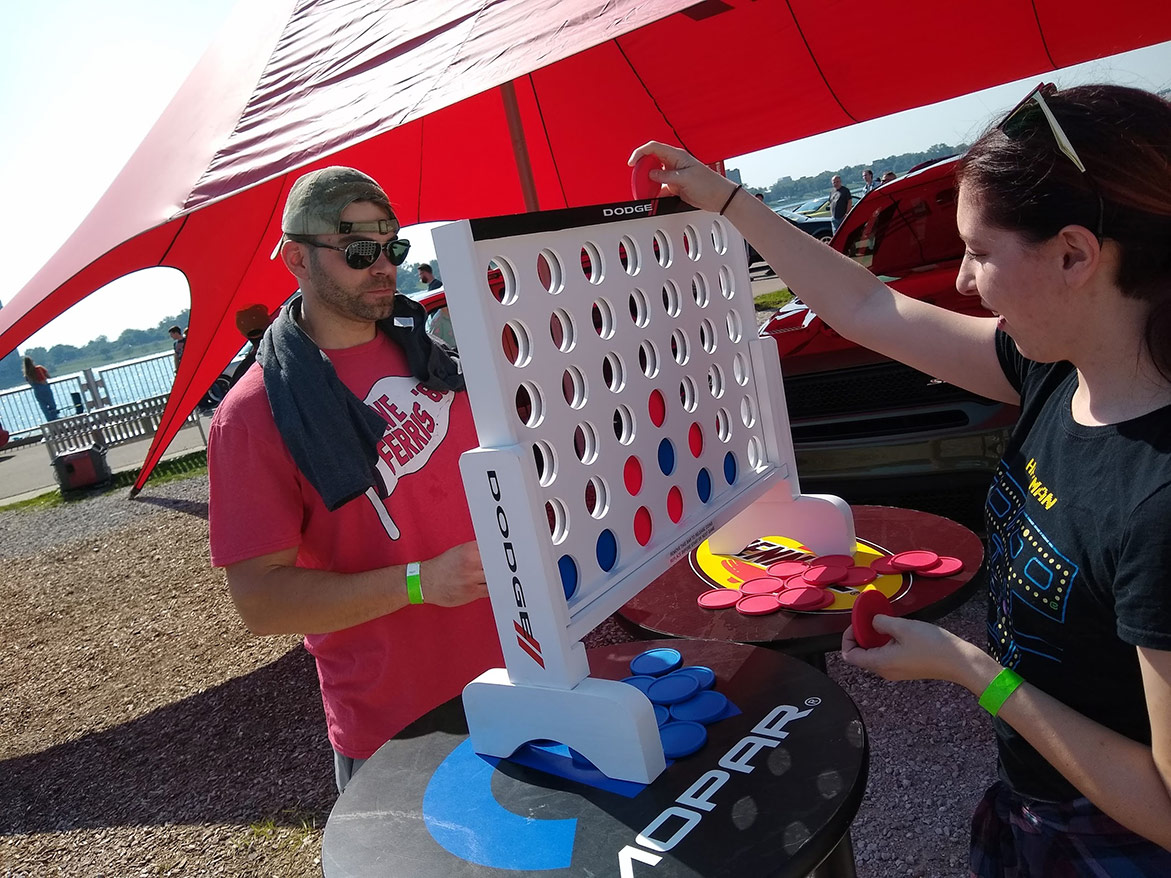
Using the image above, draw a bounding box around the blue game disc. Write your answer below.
[646,673,700,705]
[660,720,708,758]
[669,690,729,725]
[621,675,658,696]
[673,665,716,690]
[653,704,670,727]
[630,647,684,677]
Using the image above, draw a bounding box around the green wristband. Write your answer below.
[978,667,1024,716]
[406,561,424,605]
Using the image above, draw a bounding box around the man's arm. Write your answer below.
[225,540,488,635]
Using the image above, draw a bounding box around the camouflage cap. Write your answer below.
[281,166,399,237]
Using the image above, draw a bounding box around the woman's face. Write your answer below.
[955,184,1074,362]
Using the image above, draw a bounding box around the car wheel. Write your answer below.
[817,232,833,244]
[200,375,233,411]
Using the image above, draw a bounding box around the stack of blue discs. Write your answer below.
[621,650,731,759]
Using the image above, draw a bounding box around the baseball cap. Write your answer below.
[280,166,399,238]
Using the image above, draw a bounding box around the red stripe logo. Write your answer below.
[513,620,545,668]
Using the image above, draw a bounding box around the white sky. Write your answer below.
[1,2,1168,351]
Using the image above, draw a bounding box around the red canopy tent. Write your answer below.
[1,0,1168,494]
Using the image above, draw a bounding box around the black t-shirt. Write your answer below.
[830,186,851,221]
[989,331,1171,801]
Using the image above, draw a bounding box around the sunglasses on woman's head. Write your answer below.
[999,83,1103,238]
[298,237,411,269]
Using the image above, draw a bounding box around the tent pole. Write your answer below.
[500,80,539,212]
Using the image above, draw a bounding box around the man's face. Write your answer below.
[832,175,842,189]
[300,200,399,325]
[419,266,432,281]
[863,170,873,183]
[169,330,182,340]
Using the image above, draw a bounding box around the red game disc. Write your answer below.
[852,589,893,648]
[740,577,785,596]
[868,555,901,576]
[889,550,941,571]
[916,556,965,578]
[773,573,807,590]
[811,554,855,568]
[802,564,848,586]
[840,566,878,587]
[766,560,808,579]
[631,155,662,200]
[777,585,834,611]
[697,589,742,609]
[735,593,785,616]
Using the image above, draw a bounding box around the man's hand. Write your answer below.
[419,541,489,607]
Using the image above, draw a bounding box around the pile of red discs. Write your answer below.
[696,549,964,617]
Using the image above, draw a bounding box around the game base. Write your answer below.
[463,668,667,783]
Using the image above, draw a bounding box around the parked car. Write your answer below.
[788,195,833,217]
[773,206,833,244]
[760,155,1016,530]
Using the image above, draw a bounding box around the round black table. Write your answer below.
[323,639,867,878]
[618,505,984,662]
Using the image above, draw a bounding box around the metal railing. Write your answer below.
[40,393,205,457]
[0,350,180,443]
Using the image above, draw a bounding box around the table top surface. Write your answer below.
[323,639,867,878]
[619,505,984,656]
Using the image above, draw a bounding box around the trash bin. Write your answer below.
[51,445,112,492]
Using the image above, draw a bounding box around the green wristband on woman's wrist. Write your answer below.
[406,561,424,605]
[978,667,1024,716]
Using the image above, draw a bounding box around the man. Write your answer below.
[168,325,186,368]
[829,174,852,235]
[860,168,878,194]
[418,263,443,290]
[880,170,897,184]
[207,167,501,794]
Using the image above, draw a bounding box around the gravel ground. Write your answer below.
[0,474,996,877]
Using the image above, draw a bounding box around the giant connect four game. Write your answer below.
[434,197,854,783]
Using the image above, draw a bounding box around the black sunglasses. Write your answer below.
[299,237,411,269]
[999,83,1103,238]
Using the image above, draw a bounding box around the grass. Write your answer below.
[240,807,321,850]
[0,449,208,512]
[753,287,794,310]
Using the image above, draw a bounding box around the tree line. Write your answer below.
[752,142,967,204]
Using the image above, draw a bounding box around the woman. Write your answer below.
[22,355,59,422]
[631,83,1171,873]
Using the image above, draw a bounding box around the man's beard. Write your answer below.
[308,256,396,323]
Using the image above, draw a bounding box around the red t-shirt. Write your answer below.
[208,331,501,758]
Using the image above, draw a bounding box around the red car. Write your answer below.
[761,156,1016,530]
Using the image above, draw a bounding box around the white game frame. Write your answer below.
[435,198,854,783]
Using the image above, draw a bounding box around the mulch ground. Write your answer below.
[1,504,335,877]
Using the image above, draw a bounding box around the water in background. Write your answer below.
[1,350,190,438]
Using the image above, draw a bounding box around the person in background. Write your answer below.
[207,167,500,795]
[630,81,1171,873]
[418,263,443,290]
[22,355,59,421]
[169,325,187,369]
[880,170,897,184]
[861,168,878,194]
[829,174,852,234]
